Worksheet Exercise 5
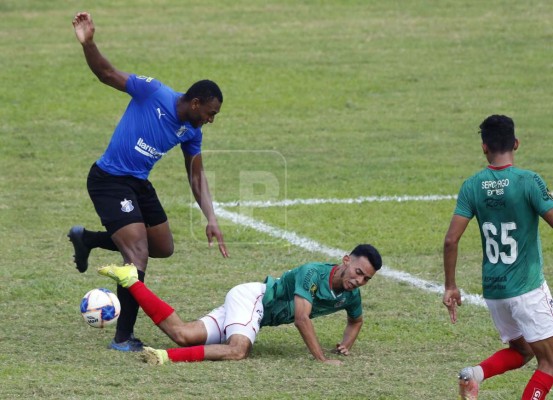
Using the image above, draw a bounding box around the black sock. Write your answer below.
[114,270,146,343]
[82,230,118,251]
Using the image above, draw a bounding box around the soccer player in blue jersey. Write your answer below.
[443,115,553,399]
[96,244,382,365]
[69,12,228,352]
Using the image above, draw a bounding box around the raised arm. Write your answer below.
[293,295,342,365]
[334,315,363,356]
[184,152,229,258]
[442,214,471,324]
[72,12,129,92]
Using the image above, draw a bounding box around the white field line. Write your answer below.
[212,202,486,308]
[214,194,457,208]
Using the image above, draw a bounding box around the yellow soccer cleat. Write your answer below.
[141,347,170,365]
[97,263,139,288]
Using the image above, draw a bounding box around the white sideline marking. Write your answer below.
[214,194,457,208]
[212,203,486,308]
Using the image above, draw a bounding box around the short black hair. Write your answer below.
[479,114,515,153]
[350,244,382,271]
[184,80,223,104]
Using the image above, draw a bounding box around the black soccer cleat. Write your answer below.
[67,225,91,273]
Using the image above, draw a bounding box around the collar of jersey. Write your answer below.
[487,164,512,170]
[329,265,343,298]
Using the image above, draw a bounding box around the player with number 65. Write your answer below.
[442,115,553,400]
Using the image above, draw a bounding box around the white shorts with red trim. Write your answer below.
[486,281,553,343]
[200,282,265,345]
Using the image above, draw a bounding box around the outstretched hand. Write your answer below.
[206,222,229,258]
[443,287,462,324]
[332,343,350,356]
[72,12,95,44]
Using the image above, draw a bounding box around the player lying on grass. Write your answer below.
[443,115,553,400]
[98,244,382,365]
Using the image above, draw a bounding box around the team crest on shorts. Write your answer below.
[120,198,134,213]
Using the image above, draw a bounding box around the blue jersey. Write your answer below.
[96,75,202,180]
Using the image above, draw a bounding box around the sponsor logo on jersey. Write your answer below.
[156,107,166,119]
[309,284,318,298]
[134,138,166,159]
[176,126,188,138]
[482,178,509,196]
[302,269,316,291]
[120,199,134,213]
[484,197,506,209]
[533,174,553,201]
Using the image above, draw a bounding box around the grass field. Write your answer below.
[3,0,553,398]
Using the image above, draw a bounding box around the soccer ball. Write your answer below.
[80,288,121,328]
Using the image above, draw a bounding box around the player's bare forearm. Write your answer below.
[193,176,216,223]
[73,12,128,91]
[442,217,469,323]
[186,154,215,219]
[185,153,229,257]
[443,238,462,322]
[338,317,363,352]
[443,242,459,289]
[81,43,113,81]
[443,215,470,289]
[294,316,327,361]
[293,296,328,361]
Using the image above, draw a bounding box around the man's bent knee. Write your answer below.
[149,242,174,258]
[227,345,249,361]
[226,335,252,361]
[146,223,174,258]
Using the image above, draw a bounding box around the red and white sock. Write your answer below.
[128,281,174,325]
[522,370,553,400]
[480,348,526,380]
[167,346,205,362]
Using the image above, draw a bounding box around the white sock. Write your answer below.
[472,365,485,383]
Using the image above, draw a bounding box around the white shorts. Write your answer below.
[486,282,553,343]
[199,282,265,345]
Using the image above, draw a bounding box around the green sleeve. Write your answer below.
[528,173,553,216]
[293,265,320,304]
[454,179,474,219]
[345,296,363,319]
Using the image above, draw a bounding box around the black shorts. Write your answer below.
[87,163,168,235]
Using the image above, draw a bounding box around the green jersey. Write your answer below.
[260,262,363,327]
[455,165,553,299]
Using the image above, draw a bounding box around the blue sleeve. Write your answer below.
[528,173,553,216]
[180,131,203,156]
[125,74,163,101]
[454,180,474,219]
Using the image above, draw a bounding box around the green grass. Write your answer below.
[3,0,553,398]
